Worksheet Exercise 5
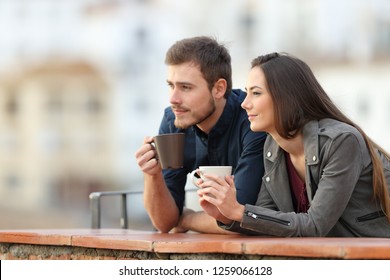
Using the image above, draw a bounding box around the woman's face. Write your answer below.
[241,66,275,133]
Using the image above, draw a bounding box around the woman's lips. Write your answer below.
[247,114,256,120]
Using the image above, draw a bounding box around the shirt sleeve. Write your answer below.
[234,128,267,205]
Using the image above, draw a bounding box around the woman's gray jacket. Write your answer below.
[220,119,390,237]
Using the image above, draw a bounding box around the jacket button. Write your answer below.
[265,177,270,182]
[266,151,272,157]
[312,156,317,161]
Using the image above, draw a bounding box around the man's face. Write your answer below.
[167,62,215,129]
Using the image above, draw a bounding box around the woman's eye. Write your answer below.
[253,91,262,96]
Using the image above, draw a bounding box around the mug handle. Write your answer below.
[189,169,201,188]
[147,140,159,160]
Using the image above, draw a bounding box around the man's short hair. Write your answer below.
[165,36,232,95]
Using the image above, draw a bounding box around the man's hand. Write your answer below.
[170,207,237,234]
[136,136,179,233]
[170,207,196,233]
[135,136,161,176]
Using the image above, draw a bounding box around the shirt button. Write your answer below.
[265,177,270,182]
[266,151,272,157]
[312,156,317,161]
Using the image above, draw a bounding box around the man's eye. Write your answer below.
[182,85,191,90]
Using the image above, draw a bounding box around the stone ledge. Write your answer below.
[0,229,389,260]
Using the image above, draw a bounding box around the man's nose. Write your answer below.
[169,88,181,104]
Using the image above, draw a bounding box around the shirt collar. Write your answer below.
[192,89,243,137]
[209,89,242,137]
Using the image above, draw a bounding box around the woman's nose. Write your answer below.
[241,96,250,110]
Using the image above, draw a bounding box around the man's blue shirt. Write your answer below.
[158,89,266,214]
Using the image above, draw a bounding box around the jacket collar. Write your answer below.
[302,120,320,166]
[264,120,320,166]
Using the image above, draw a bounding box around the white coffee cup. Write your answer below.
[190,166,232,188]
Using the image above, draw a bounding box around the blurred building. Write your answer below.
[0,60,114,210]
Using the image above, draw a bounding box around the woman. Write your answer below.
[198,52,390,237]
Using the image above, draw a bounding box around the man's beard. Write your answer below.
[174,98,216,129]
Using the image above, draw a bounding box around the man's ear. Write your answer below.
[212,79,227,99]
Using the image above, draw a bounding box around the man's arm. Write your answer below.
[172,209,238,234]
[143,172,179,233]
[136,136,180,233]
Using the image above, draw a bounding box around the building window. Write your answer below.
[5,92,19,117]
[4,173,21,189]
[85,91,103,116]
[357,94,370,120]
[46,90,63,114]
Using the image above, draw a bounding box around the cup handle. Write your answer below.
[148,141,159,160]
[190,169,201,188]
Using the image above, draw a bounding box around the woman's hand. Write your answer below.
[197,174,245,222]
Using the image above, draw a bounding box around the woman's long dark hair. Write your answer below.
[252,52,390,222]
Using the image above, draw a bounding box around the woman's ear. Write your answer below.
[212,79,227,99]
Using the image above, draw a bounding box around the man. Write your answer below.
[135,36,266,233]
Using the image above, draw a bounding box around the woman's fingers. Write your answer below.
[225,175,235,187]
[198,188,219,204]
